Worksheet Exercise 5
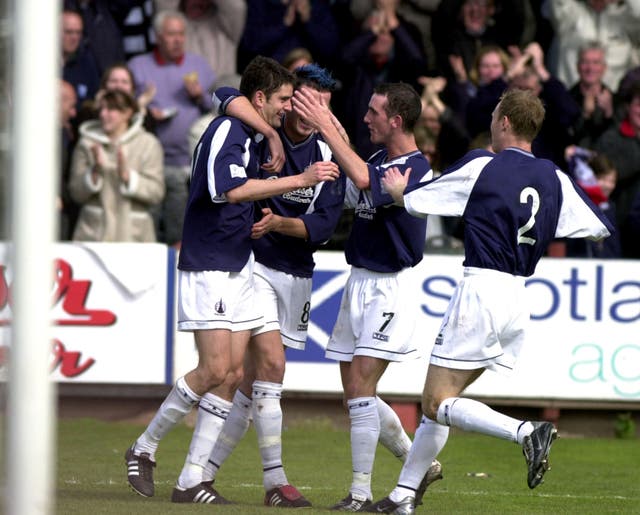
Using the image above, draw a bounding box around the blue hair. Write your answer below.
[294,63,337,92]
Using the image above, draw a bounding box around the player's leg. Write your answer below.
[428,364,556,488]
[170,259,262,503]
[246,264,312,507]
[332,355,388,511]
[204,349,256,485]
[366,363,470,512]
[251,330,314,508]
[428,268,557,489]
[375,396,443,505]
[251,331,287,486]
[125,327,232,497]
[173,330,249,500]
[376,396,411,460]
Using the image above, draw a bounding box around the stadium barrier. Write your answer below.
[0,242,637,428]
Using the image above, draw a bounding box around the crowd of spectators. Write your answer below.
[57,0,640,259]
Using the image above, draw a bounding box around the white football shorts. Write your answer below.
[177,253,264,332]
[325,266,422,362]
[429,267,529,375]
[251,261,312,350]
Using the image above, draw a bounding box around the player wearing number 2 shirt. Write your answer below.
[367,89,613,514]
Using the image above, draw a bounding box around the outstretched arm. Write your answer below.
[226,160,340,203]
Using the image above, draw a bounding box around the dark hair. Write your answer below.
[373,82,422,132]
[294,63,337,92]
[497,88,545,140]
[239,55,295,99]
[100,90,138,115]
[589,153,616,178]
[623,79,640,104]
[99,63,135,92]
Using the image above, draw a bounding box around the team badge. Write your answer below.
[214,298,226,315]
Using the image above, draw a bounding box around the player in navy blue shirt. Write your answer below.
[185,64,345,508]
[125,56,339,505]
[294,82,443,511]
[367,88,613,513]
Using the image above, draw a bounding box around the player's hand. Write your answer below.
[292,86,331,131]
[263,132,286,173]
[251,207,278,239]
[382,166,409,205]
[299,161,340,186]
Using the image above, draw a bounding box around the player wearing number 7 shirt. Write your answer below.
[365,88,613,514]
[293,82,443,512]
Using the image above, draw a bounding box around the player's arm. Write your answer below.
[226,161,340,203]
[252,207,309,240]
[292,87,371,189]
[215,89,285,173]
[252,165,346,241]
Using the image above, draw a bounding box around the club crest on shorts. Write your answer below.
[214,298,226,315]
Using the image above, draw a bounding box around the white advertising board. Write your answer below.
[0,243,171,384]
[2,241,632,402]
[279,252,640,402]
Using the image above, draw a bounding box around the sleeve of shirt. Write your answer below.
[204,119,250,202]
[554,170,613,240]
[403,155,493,217]
[343,178,360,209]
[212,86,242,116]
[300,174,346,245]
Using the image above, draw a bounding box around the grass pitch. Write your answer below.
[57,417,638,514]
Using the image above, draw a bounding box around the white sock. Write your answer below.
[390,415,449,502]
[437,397,522,442]
[177,393,232,489]
[253,380,288,490]
[135,376,200,460]
[516,421,535,444]
[376,396,412,461]
[203,389,253,482]
[348,396,379,501]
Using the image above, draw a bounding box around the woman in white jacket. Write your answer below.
[69,90,165,242]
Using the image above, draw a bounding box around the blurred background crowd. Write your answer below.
[57,0,640,259]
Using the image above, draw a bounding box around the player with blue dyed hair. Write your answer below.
[173,62,344,508]
[124,56,339,505]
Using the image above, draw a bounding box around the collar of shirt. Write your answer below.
[153,47,184,66]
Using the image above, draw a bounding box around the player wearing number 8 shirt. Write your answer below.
[366,88,613,514]
[190,65,345,508]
